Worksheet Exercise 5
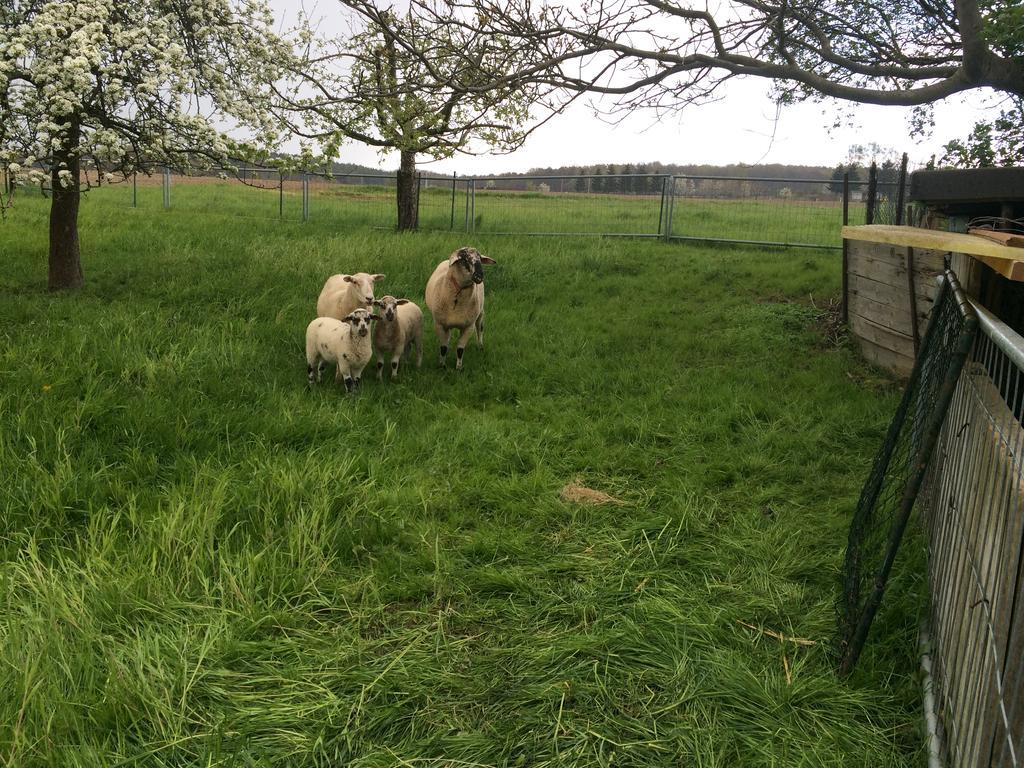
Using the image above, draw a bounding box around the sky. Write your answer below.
[269,1,1000,175]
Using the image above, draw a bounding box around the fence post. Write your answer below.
[302,173,309,222]
[162,166,170,209]
[464,178,471,233]
[132,172,137,208]
[279,171,284,219]
[895,152,909,226]
[664,176,676,240]
[416,172,422,229]
[866,161,878,225]
[450,172,456,230]
[842,172,850,325]
[658,176,668,238]
[470,179,476,234]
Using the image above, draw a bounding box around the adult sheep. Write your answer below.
[424,246,496,370]
[316,272,385,321]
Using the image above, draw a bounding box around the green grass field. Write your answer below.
[1,190,925,767]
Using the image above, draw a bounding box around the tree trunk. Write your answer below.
[396,149,419,232]
[48,125,84,291]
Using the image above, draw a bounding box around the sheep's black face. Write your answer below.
[455,247,486,284]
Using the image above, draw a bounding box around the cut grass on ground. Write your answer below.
[1,193,924,767]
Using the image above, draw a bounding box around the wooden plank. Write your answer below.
[848,291,925,335]
[847,239,910,269]
[849,251,909,285]
[848,271,936,314]
[847,243,941,301]
[843,225,1024,283]
[847,239,946,272]
[856,336,914,377]
[849,309,917,357]
[847,259,941,309]
[907,247,948,272]
[974,254,1024,281]
[843,224,1024,263]
[967,228,1024,248]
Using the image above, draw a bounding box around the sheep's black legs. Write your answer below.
[308,360,324,386]
[436,322,451,367]
[456,331,473,371]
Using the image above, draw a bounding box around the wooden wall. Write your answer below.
[846,239,946,377]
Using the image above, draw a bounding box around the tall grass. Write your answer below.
[0,191,925,767]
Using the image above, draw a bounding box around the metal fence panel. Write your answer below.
[838,269,979,676]
[74,166,912,248]
[303,172,395,228]
[442,175,668,237]
[668,175,855,248]
[924,301,1024,768]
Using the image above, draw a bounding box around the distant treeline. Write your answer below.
[462,163,842,199]
[220,159,899,200]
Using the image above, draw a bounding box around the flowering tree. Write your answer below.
[0,0,295,290]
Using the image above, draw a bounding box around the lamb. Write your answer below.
[305,307,380,393]
[372,295,424,380]
[424,246,496,370]
[316,272,385,321]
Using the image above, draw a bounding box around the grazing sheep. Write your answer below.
[316,272,385,320]
[372,295,424,380]
[424,246,496,370]
[305,307,380,393]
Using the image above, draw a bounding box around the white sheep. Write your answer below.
[372,295,424,380]
[316,272,385,320]
[424,246,496,370]
[305,307,380,393]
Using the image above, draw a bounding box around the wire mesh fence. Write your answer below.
[305,173,396,229]
[70,162,919,249]
[456,175,668,237]
[669,175,856,247]
[922,301,1024,768]
[838,269,979,676]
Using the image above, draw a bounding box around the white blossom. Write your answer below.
[2,0,296,184]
